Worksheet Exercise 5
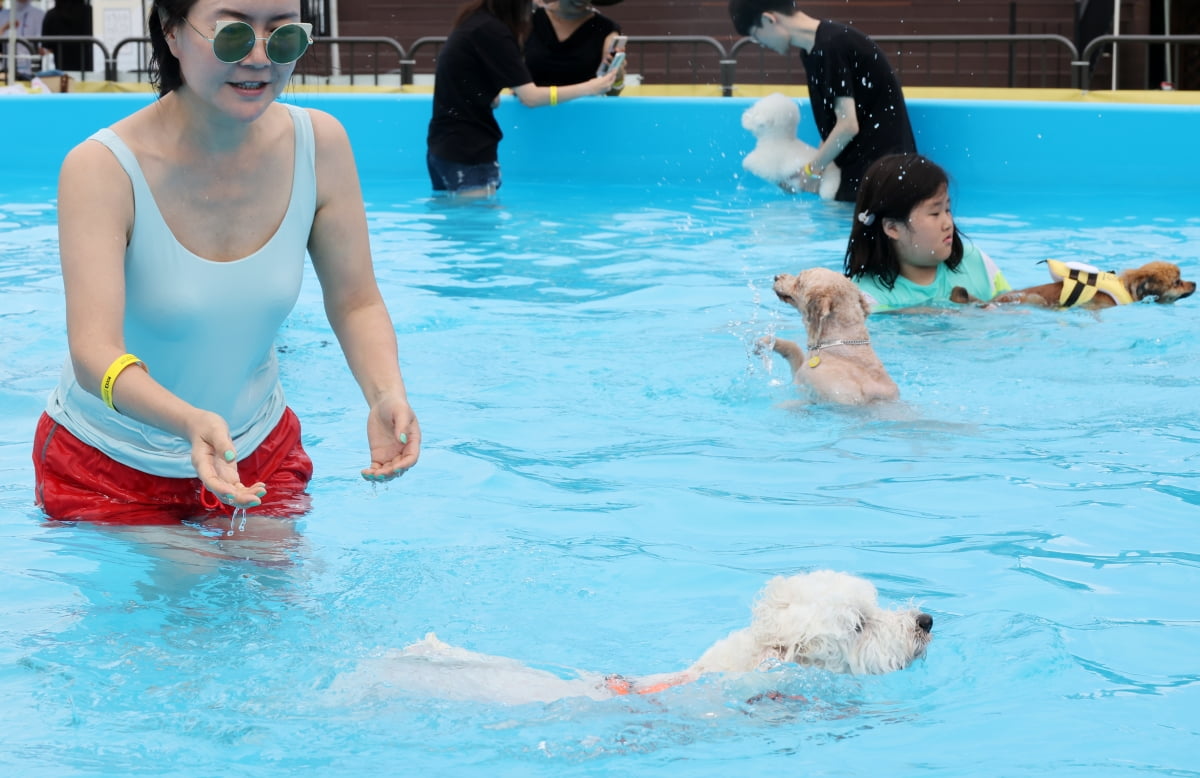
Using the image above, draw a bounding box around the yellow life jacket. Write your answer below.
[1044,259,1133,307]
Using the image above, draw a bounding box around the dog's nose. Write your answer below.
[774,274,783,281]
[917,613,933,633]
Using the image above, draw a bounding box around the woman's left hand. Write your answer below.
[361,392,421,481]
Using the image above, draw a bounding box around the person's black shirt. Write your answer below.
[427,10,533,165]
[524,7,619,86]
[42,0,93,72]
[801,21,917,201]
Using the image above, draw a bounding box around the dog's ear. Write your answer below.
[741,106,764,133]
[803,289,834,330]
[857,290,872,317]
[1122,261,1186,302]
[1123,265,1165,301]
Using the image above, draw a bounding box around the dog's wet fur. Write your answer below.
[951,260,1195,309]
[765,268,899,405]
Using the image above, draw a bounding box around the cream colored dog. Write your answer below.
[741,92,841,199]
[764,268,899,405]
[331,570,932,706]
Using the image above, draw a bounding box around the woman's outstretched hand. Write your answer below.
[189,411,267,508]
[362,392,421,482]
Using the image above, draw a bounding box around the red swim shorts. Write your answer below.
[32,408,314,524]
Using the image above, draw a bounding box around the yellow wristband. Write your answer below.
[550,85,558,107]
[803,162,814,177]
[100,353,146,411]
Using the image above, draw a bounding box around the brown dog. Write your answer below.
[763,268,899,405]
[951,260,1195,309]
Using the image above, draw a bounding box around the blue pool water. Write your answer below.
[2,95,1199,776]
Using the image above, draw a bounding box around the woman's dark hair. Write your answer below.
[453,0,533,44]
[843,153,965,290]
[148,0,199,96]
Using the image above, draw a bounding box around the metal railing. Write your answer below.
[12,35,111,81]
[293,36,407,86]
[12,33,1199,94]
[407,35,734,92]
[872,34,1079,89]
[1076,33,1200,90]
[108,36,409,87]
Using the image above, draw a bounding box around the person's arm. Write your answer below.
[810,95,859,171]
[56,141,266,506]
[782,96,858,194]
[600,31,626,95]
[510,67,618,107]
[306,109,420,481]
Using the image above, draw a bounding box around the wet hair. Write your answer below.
[148,1,311,96]
[148,0,199,96]
[843,153,965,290]
[728,0,797,37]
[454,0,533,45]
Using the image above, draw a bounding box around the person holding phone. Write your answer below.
[427,0,618,197]
[524,0,626,95]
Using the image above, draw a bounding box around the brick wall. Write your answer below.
[326,0,1168,89]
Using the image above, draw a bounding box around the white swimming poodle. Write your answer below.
[332,570,933,705]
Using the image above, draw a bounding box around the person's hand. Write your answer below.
[362,392,420,482]
[592,67,619,95]
[780,167,821,195]
[188,411,267,509]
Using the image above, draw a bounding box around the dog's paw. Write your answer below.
[754,335,776,355]
[949,286,975,304]
[746,690,810,705]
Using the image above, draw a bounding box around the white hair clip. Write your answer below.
[857,211,876,226]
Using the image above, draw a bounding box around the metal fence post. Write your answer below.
[719,59,736,97]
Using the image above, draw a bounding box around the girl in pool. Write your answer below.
[32,0,420,523]
[426,0,619,198]
[844,153,1011,313]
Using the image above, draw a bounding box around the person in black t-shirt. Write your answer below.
[41,0,94,72]
[427,0,619,198]
[728,0,916,202]
[525,0,625,95]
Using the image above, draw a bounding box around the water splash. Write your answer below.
[228,506,249,536]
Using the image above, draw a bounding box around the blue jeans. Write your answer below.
[426,152,502,194]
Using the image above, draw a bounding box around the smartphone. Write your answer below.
[598,36,628,76]
[601,51,626,77]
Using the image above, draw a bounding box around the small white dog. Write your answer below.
[763,268,900,405]
[741,92,842,200]
[332,570,932,705]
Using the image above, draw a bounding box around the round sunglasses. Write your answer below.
[185,19,314,65]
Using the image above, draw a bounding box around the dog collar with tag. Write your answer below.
[806,339,871,367]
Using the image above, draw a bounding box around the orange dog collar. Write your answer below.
[604,674,688,696]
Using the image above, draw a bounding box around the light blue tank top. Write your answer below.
[46,104,317,477]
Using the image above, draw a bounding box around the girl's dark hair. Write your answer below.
[148,0,198,96]
[453,0,533,44]
[843,153,964,290]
